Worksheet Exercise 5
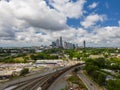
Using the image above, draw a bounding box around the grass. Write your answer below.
[61,87,67,90]
[14,57,24,62]
[68,74,87,90]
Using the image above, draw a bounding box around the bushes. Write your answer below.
[68,74,87,90]
[30,53,58,60]
[20,68,29,76]
[73,67,80,73]
[85,58,106,86]
[107,79,120,90]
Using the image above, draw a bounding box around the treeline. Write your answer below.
[30,53,58,60]
[0,56,28,63]
[85,58,106,86]
[107,79,120,90]
[84,58,120,89]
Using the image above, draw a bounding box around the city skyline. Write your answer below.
[52,37,76,49]
[0,0,120,47]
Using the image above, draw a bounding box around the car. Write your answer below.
[90,83,93,86]
[70,87,73,90]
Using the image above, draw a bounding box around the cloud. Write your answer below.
[0,0,120,47]
[49,0,86,19]
[118,20,120,26]
[0,0,70,45]
[12,0,68,30]
[0,0,87,45]
[80,14,106,28]
[49,26,120,47]
[0,0,68,31]
[88,2,98,9]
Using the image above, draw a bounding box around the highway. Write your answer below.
[77,71,99,90]
[1,63,84,90]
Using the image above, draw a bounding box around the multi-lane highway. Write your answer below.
[1,63,84,90]
[77,71,99,90]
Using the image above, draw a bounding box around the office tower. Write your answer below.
[83,40,86,48]
[59,36,63,48]
[56,39,60,48]
[52,42,56,48]
[64,41,68,49]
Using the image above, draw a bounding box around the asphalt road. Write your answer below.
[48,64,85,90]
[0,63,84,90]
[77,71,99,90]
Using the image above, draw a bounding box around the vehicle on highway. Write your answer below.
[90,83,93,86]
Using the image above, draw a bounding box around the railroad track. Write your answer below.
[4,63,84,90]
[13,73,54,90]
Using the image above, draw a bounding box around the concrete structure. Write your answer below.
[35,60,64,67]
[89,54,104,58]
[0,63,32,79]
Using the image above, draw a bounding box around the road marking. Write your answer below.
[4,86,17,90]
[37,87,42,90]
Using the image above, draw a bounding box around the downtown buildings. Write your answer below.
[51,37,77,49]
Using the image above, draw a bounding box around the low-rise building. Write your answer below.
[35,59,64,67]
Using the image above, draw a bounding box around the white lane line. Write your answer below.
[4,86,17,90]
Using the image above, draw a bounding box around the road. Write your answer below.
[77,71,99,90]
[3,67,67,90]
[0,63,84,90]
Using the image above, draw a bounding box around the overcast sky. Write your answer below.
[0,0,120,47]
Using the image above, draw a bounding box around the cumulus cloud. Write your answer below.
[0,0,119,47]
[12,0,68,30]
[0,0,68,32]
[80,14,106,28]
[49,0,86,19]
[0,0,70,46]
[0,0,86,45]
[88,2,98,9]
[49,26,120,47]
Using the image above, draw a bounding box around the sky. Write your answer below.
[0,0,120,47]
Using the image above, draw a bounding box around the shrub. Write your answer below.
[20,68,29,76]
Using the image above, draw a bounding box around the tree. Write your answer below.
[85,64,99,74]
[107,80,120,90]
[20,68,29,76]
[95,58,106,68]
[97,73,106,85]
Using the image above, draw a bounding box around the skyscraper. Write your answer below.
[83,40,86,48]
[59,36,63,48]
[56,39,60,47]
[52,41,56,48]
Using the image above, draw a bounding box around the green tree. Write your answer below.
[107,79,120,90]
[97,73,106,85]
[20,68,29,76]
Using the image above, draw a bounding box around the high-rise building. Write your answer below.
[83,40,86,48]
[56,39,60,47]
[59,36,63,48]
[52,42,56,48]
[51,37,77,49]
[64,41,67,49]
